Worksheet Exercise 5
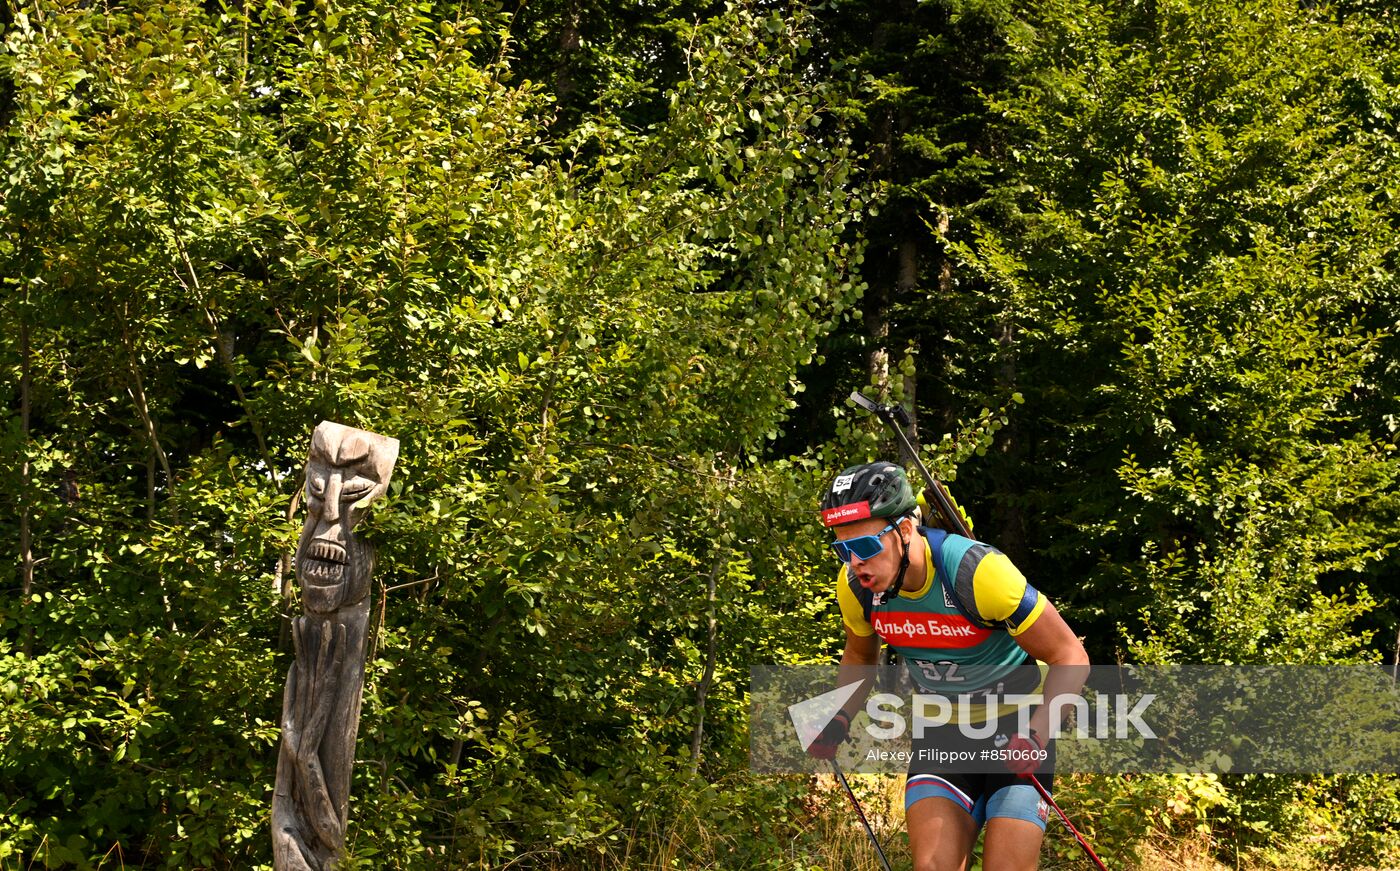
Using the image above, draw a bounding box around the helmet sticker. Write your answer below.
[821,501,872,527]
[832,473,855,494]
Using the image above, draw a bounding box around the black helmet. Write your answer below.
[820,461,918,527]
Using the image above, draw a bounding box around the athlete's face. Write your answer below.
[833,516,911,593]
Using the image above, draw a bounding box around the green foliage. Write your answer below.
[0,0,863,866]
[817,0,1400,864]
[1046,773,1234,867]
[943,0,1400,663]
[935,0,1400,863]
[3,0,1400,866]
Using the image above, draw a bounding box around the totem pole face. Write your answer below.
[295,421,399,613]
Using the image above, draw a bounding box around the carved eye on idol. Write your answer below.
[340,477,376,502]
[306,473,378,505]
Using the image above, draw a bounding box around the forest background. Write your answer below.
[3,0,1400,868]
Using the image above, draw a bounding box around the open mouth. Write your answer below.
[299,541,347,586]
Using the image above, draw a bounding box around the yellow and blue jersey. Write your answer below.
[837,529,1045,694]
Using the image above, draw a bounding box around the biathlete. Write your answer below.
[807,461,1089,871]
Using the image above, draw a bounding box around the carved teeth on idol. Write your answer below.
[300,558,345,584]
[308,541,347,564]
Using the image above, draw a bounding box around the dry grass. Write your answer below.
[803,772,911,871]
[531,774,1398,871]
[1131,836,1237,871]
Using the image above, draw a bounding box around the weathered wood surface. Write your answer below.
[272,422,398,871]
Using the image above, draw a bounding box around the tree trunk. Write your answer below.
[1392,624,1399,684]
[19,313,33,603]
[183,238,279,487]
[146,449,156,523]
[122,317,176,520]
[20,309,35,654]
[689,550,726,776]
[554,0,582,103]
[928,212,957,440]
[0,2,15,129]
[864,280,890,400]
[278,484,304,652]
[897,235,920,445]
[993,319,1030,565]
[129,373,173,509]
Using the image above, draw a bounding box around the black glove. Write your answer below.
[807,711,851,760]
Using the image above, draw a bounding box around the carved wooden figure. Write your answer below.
[272,422,399,871]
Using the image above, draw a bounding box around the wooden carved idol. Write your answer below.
[272,421,398,870]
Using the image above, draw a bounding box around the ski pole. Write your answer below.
[1025,774,1110,870]
[830,758,893,871]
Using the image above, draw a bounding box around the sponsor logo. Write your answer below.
[822,501,871,527]
[1037,799,1049,822]
[872,611,991,649]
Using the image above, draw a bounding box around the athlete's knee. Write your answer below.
[910,851,939,871]
[908,825,972,871]
[911,852,968,871]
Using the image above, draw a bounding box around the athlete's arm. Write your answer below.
[1011,599,1089,741]
[834,625,881,724]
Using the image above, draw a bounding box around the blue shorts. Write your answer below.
[903,709,1054,830]
[904,773,1051,830]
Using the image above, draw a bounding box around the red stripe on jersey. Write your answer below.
[873,611,991,649]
